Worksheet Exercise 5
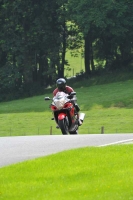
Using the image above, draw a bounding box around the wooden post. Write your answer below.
[50,126,52,135]
[101,126,104,134]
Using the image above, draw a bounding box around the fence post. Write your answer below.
[101,126,104,134]
[50,126,52,135]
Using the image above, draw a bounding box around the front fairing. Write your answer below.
[52,92,70,110]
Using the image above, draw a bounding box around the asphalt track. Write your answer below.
[0,134,133,167]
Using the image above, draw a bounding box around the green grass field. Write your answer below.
[65,51,84,77]
[0,145,133,200]
[0,79,133,136]
[1,64,133,199]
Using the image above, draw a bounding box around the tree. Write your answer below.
[0,0,62,96]
[68,0,133,73]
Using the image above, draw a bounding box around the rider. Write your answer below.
[53,78,82,126]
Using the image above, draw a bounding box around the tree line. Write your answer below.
[0,0,133,101]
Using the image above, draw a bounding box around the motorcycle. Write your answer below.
[45,91,85,135]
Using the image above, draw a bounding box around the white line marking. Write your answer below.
[98,139,133,147]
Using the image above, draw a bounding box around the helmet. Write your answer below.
[56,78,66,91]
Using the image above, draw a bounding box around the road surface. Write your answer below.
[0,134,133,167]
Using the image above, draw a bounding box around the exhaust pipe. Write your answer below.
[79,113,85,122]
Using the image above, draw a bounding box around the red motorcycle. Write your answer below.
[45,91,85,135]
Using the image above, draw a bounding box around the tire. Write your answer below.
[58,117,69,135]
[69,130,78,135]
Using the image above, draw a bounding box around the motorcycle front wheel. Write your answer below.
[58,118,69,135]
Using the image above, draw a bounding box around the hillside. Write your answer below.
[0,75,133,136]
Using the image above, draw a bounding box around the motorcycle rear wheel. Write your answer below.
[58,118,69,135]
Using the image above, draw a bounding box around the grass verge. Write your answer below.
[0,145,133,200]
